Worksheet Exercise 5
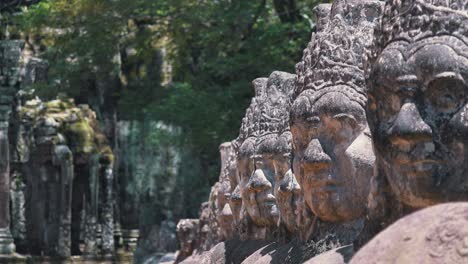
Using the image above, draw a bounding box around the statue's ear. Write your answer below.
[367,165,394,224]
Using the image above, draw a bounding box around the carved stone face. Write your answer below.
[217,203,234,240]
[368,37,468,208]
[229,185,242,226]
[176,219,199,255]
[291,89,375,222]
[216,179,234,239]
[272,132,301,233]
[238,135,279,227]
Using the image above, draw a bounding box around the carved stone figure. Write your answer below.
[236,78,267,240]
[292,0,381,248]
[350,202,468,264]
[214,142,234,241]
[176,219,200,263]
[236,71,302,240]
[365,0,468,218]
[16,98,115,257]
[258,71,302,237]
[0,40,23,255]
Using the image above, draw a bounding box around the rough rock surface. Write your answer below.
[365,0,468,228]
[351,203,468,264]
[175,219,199,263]
[14,97,115,257]
[291,0,382,252]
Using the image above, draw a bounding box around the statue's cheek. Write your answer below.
[448,104,468,138]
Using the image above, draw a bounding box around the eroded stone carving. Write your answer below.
[236,71,302,240]
[350,202,468,264]
[235,77,267,240]
[176,219,200,263]
[216,142,235,241]
[17,98,115,257]
[0,40,23,255]
[365,0,468,220]
[292,0,381,249]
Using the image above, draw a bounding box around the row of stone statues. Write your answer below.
[176,0,467,263]
[0,39,135,260]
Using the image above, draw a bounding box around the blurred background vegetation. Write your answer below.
[1,0,328,224]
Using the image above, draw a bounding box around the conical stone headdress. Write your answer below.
[257,71,296,138]
[295,0,383,107]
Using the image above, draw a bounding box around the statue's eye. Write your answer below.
[426,77,465,113]
[333,113,358,129]
[306,116,321,128]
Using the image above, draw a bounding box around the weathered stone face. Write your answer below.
[366,0,468,209]
[291,89,374,223]
[272,131,303,234]
[229,185,242,227]
[292,0,381,223]
[176,219,199,258]
[244,134,279,227]
[237,71,297,230]
[216,142,235,240]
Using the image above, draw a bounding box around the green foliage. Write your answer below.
[154,0,323,184]
[16,0,160,98]
[12,0,329,220]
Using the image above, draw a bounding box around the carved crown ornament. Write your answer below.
[295,6,377,107]
[365,0,468,85]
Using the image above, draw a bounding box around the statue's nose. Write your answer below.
[303,139,332,169]
[247,169,272,192]
[389,102,432,143]
[279,170,301,195]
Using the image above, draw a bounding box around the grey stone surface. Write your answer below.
[350,203,468,264]
[365,0,468,224]
[0,40,22,255]
[175,219,199,263]
[292,0,382,249]
[216,142,235,241]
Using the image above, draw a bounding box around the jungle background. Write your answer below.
[0,0,327,253]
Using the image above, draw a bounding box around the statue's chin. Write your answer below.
[385,162,449,208]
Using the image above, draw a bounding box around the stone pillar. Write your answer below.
[0,40,23,255]
[100,160,114,255]
[84,155,99,255]
[0,122,14,255]
[9,169,26,252]
[0,95,14,255]
[53,145,74,257]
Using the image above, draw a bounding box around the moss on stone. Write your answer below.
[21,97,114,166]
[65,118,96,154]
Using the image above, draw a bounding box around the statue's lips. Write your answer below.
[393,158,445,173]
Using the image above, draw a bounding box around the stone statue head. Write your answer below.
[216,142,235,240]
[292,0,381,223]
[273,130,302,234]
[234,78,266,236]
[365,0,468,210]
[176,219,200,256]
[312,3,332,32]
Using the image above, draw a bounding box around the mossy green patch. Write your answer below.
[21,97,115,166]
[65,119,96,154]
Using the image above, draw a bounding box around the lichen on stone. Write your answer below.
[18,97,114,166]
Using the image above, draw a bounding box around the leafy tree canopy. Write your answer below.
[13,0,328,186]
